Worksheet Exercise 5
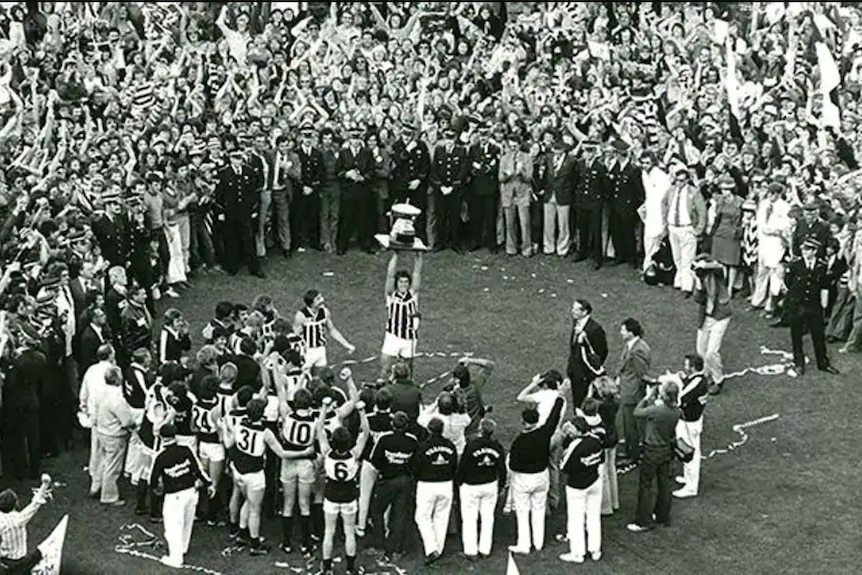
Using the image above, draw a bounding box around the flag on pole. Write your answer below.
[507,552,521,575]
[812,16,842,129]
[31,515,69,575]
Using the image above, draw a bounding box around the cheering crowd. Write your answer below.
[1,0,862,571]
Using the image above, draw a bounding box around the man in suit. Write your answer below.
[214,150,265,278]
[90,190,130,268]
[120,283,153,354]
[542,134,576,257]
[295,124,325,251]
[391,120,431,241]
[77,306,111,372]
[566,298,608,409]
[604,140,645,267]
[573,143,607,269]
[270,134,301,258]
[616,318,652,466]
[467,125,500,252]
[662,164,707,297]
[430,127,471,253]
[784,238,839,376]
[335,125,374,255]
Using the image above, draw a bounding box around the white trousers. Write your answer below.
[697,316,730,383]
[600,446,619,514]
[543,197,570,256]
[510,470,549,551]
[460,482,498,556]
[668,225,697,292]
[643,232,665,272]
[566,480,602,557]
[414,480,453,556]
[676,418,703,493]
[163,487,199,565]
[751,258,785,310]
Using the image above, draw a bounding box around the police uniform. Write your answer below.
[335,139,374,254]
[468,138,500,251]
[430,138,470,252]
[457,435,506,557]
[214,159,263,276]
[604,153,643,265]
[391,134,431,239]
[573,154,607,266]
[784,240,835,373]
[295,141,325,250]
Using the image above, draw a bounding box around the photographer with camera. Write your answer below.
[626,377,680,533]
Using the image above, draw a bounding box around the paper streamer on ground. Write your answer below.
[32,515,69,575]
[115,523,224,575]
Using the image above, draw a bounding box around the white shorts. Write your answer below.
[306,346,328,368]
[231,466,266,492]
[280,459,316,485]
[323,499,357,516]
[381,332,416,359]
[176,435,198,452]
[199,441,226,463]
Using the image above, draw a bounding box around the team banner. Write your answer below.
[32,515,69,575]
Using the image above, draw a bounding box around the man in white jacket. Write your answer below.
[638,152,671,273]
[750,182,791,316]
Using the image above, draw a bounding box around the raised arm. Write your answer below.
[336,368,360,421]
[384,252,399,297]
[516,373,544,403]
[412,252,423,294]
[351,408,371,459]
[316,400,332,455]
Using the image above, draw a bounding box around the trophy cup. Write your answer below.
[375,202,428,251]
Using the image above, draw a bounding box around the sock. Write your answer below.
[241,527,251,541]
[323,558,333,571]
[282,516,293,546]
[136,481,148,510]
[346,555,356,570]
[311,504,323,538]
[229,522,239,534]
[299,515,311,548]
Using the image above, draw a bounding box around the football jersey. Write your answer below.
[231,419,267,474]
[324,450,359,503]
[192,397,219,444]
[281,410,316,459]
[216,387,235,418]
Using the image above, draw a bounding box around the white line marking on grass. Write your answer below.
[115,523,225,575]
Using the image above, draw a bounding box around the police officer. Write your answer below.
[573,143,607,269]
[467,123,500,252]
[412,417,457,565]
[604,140,644,267]
[784,237,839,376]
[335,124,374,255]
[457,418,506,559]
[391,120,431,241]
[368,411,418,562]
[150,423,214,569]
[214,150,266,278]
[430,126,470,253]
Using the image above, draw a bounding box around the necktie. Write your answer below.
[556,153,564,172]
[765,201,773,221]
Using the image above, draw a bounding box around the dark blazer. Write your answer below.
[90,213,130,267]
[604,159,645,211]
[791,218,831,259]
[391,138,431,194]
[336,146,373,195]
[468,141,500,196]
[567,317,608,384]
[120,301,153,353]
[573,156,607,209]
[3,349,49,411]
[430,144,470,190]
[69,277,91,317]
[617,338,652,405]
[158,327,191,364]
[542,150,577,206]
[784,258,829,317]
[214,163,260,220]
[297,145,326,190]
[77,324,109,371]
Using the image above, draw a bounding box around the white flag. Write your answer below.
[31,515,69,575]
[507,552,521,575]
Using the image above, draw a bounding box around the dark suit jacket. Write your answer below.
[336,146,373,195]
[214,163,260,220]
[604,159,645,211]
[430,145,470,190]
[543,151,577,206]
[617,338,652,405]
[91,213,130,267]
[3,349,49,411]
[77,324,109,371]
[791,218,831,258]
[567,317,608,384]
[784,258,829,317]
[297,145,325,190]
[468,141,500,196]
[391,138,431,194]
[573,156,607,209]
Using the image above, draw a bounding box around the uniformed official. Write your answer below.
[430,127,470,253]
[604,140,644,267]
[412,418,458,565]
[214,150,266,278]
[467,125,500,252]
[91,190,131,268]
[391,121,431,242]
[784,237,839,375]
[335,124,374,255]
[295,123,325,251]
[573,144,607,269]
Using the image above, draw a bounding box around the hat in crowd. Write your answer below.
[299,121,316,135]
[766,182,784,194]
[126,194,143,210]
[575,407,602,427]
[159,423,177,440]
[611,139,630,153]
[803,197,821,211]
[802,237,822,251]
[36,291,55,308]
[146,171,165,183]
[229,150,245,159]
[717,175,736,189]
